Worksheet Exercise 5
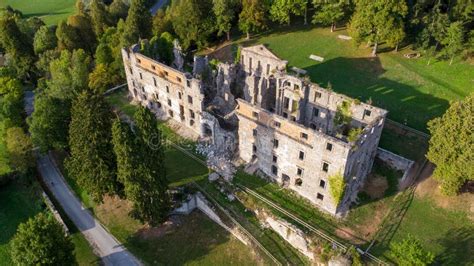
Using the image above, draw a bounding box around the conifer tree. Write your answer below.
[121,0,152,47]
[90,0,111,37]
[239,0,267,39]
[66,90,118,202]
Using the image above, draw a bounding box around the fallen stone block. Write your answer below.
[338,34,352,40]
[208,172,220,182]
[291,66,307,75]
[309,54,324,62]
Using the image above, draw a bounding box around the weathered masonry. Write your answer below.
[122,43,387,216]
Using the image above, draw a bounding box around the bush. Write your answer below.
[390,234,435,265]
[329,172,346,205]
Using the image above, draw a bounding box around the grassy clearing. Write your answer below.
[0,0,76,26]
[248,26,473,132]
[128,210,264,265]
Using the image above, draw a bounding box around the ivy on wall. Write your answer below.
[328,172,346,205]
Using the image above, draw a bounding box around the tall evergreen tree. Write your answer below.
[121,0,152,47]
[239,0,267,39]
[112,109,170,225]
[66,90,118,202]
[67,14,97,53]
[56,20,82,51]
[108,0,129,24]
[133,106,169,224]
[90,0,111,37]
[348,0,408,56]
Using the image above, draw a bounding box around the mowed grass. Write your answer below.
[0,0,75,25]
[250,26,473,132]
[128,210,264,265]
[370,196,474,265]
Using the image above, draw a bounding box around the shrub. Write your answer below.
[329,172,346,205]
[390,234,435,265]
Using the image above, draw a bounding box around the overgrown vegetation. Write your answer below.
[389,234,435,265]
[328,172,346,205]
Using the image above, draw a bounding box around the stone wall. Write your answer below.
[376,148,414,182]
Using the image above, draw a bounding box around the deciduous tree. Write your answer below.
[152,9,173,37]
[47,49,92,100]
[312,0,348,32]
[270,0,307,26]
[213,0,238,40]
[390,234,434,265]
[239,0,267,39]
[5,127,33,174]
[28,92,70,153]
[33,25,58,55]
[88,63,121,93]
[0,77,24,128]
[348,0,408,56]
[90,0,111,37]
[108,0,129,24]
[439,21,465,65]
[427,94,473,195]
[10,213,75,265]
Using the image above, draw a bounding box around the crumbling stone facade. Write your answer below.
[122,43,387,217]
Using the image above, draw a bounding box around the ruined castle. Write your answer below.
[122,43,387,216]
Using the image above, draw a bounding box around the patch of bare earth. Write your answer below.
[363,174,388,199]
[416,173,474,221]
[335,227,366,245]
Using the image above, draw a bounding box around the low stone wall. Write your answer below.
[265,216,314,260]
[376,148,415,182]
[173,193,248,245]
[41,192,69,235]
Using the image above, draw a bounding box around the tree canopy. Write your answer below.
[10,212,76,265]
[390,234,435,265]
[239,0,268,39]
[66,90,118,202]
[427,94,473,195]
[5,127,33,174]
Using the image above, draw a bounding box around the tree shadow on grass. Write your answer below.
[434,227,474,265]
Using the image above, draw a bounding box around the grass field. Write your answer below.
[0,0,75,26]
[247,26,473,132]
[0,180,96,265]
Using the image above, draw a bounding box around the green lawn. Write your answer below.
[370,196,474,265]
[0,180,97,265]
[0,0,75,26]
[128,210,265,265]
[249,26,473,132]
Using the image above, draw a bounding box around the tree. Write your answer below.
[56,20,82,51]
[95,42,114,65]
[270,0,307,26]
[213,0,237,40]
[169,0,215,50]
[0,15,36,79]
[108,0,129,24]
[47,49,92,100]
[33,25,58,55]
[6,127,33,174]
[390,234,435,265]
[152,9,173,37]
[439,22,464,65]
[121,0,152,48]
[312,0,348,32]
[66,90,118,202]
[90,0,111,37]
[140,32,175,65]
[239,0,267,39]
[0,77,24,129]
[427,94,473,195]
[10,212,75,265]
[28,92,70,153]
[348,0,408,56]
[88,63,121,93]
[67,14,97,53]
[133,107,169,224]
